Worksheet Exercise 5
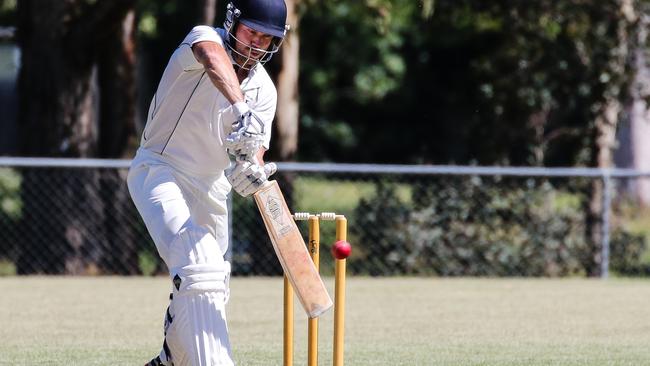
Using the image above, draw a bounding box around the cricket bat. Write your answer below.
[253,180,333,318]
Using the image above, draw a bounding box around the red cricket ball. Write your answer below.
[332,240,352,259]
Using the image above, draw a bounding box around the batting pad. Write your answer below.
[165,227,234,366]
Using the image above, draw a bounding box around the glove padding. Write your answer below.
[224,102,266,162]
[225,161,277,197]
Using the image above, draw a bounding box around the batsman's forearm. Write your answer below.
[193,42,244,104]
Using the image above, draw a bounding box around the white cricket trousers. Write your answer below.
[127,148,235,366]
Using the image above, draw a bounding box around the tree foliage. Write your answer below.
[3,0,643,165]
[298,0,636,166]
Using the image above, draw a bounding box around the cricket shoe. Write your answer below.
[145,356,166,366]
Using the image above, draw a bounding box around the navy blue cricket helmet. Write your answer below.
[224,0,289,70]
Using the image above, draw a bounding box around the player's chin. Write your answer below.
[242,58,260,69]
[235,55,260,69]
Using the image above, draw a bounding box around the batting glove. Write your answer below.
[225,161,277,197]
[224,102,266,162]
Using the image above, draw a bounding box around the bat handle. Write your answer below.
[264,162,277,176]
[244,155,276,177]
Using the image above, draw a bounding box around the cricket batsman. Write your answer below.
[126,0,289,364]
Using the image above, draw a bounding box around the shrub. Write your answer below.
[353,177,596,276]
[609,230,647,275]
[351,182,411,275]
[0,168,21,268]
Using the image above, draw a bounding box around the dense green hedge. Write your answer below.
[0,168,21,274]
[352,177,646,276]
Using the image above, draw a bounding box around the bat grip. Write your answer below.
[264,162,277,176]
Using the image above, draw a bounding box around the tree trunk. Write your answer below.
[98,10,137,159]
[16,0,135,274]
[617,7,650,206]
[585,100,620,276]
[97,9,139,274]
[17,1,96,158]
[584,0,634,276]
[630,109,650,205]
[272,0,300,161]
[197,0,217,25]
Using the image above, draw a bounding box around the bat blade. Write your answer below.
[253,180,333,318]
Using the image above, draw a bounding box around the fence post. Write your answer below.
[600,174,612,279]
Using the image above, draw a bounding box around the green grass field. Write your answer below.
[2,277,650,365]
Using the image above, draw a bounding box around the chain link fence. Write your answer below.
[0,158,649,278]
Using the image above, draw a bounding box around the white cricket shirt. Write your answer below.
[140,26,277,175]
